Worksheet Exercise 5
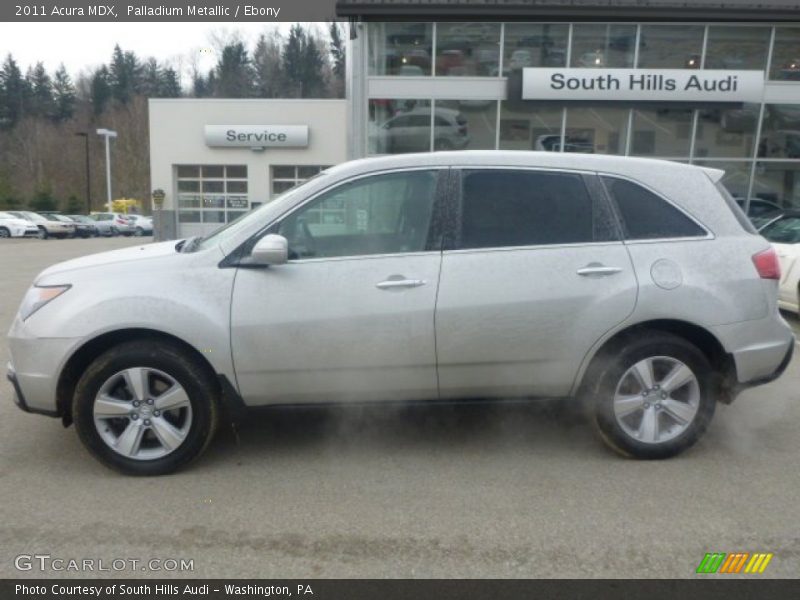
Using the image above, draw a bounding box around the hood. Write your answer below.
[36,240,183,283]
[0,217,33,228]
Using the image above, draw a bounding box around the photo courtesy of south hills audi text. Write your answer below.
[14,584,315,597]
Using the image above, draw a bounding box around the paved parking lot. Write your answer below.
[0,237,798,578]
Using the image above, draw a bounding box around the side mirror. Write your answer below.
[250,234,288,266]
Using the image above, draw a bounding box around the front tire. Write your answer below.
[0,227,9,238]
[588,332,716,459]
[72,341,219,475]
[37,227,47,239]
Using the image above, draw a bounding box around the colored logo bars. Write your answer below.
[696,552,774,574]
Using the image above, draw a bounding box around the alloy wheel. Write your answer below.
[612,356,700,445]
[93,367,193,460]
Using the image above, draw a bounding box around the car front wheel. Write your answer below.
[0,227,9,238]
[72,341,219,475]
[37,227,47,239]
[589,332,716,459]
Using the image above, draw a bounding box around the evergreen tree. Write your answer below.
[28,62,54,118]
[65,194,84,214]
[160,67,181,97]
[282,24,306,97]
[90,66,112,115]
[191,71,208,97]
[213,42,254,98]
[0,54,27,128]
[140,57,162,98]
[253,32,283,98]
[29,186,58,212]
[301,36,325,97]
[52,64,76,121]
[109,45,141,104]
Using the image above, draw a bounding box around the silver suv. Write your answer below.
[7,152,795,475]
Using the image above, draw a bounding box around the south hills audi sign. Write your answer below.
[522,69,765,102]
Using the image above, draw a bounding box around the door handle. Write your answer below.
[376,278,426,289]
[576,265,623,277]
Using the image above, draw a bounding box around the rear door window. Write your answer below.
[602,177,707,240]
[457,169,603,249]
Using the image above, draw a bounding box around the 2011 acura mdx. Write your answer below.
[7,152,795,475]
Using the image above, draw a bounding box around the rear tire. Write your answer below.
[72,340,220,476]
[587,332,716,459]
[0,227,9,238]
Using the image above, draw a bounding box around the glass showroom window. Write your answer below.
[770,27,800,80]
[759,105,800,159]
[368,99,432,154]
[705,26,770,71]
[565,106,629,155]
[503,23,568,72]
[368,22,433,76]
[694,103,760,159]
[176,165,248,225]
[271,165,330,197]
[630,107,693,158]
[638,25,705,69]
[499,102,563,151]
[570,24,636,68]
[435,22,501,76]
[753,162,800,209]
[434,100,496,150]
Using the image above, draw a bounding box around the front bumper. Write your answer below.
[6,362,59,417]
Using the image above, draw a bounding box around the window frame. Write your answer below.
[233,167,452,266]
[449,167,621,252]
[598,172,713,244]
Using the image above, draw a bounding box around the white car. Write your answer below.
[0,211,40,238]
[6,152,795,475]
[8,211,75,239]
[126,215,153,237]
[759,211,800,313]
[90,212,136,236]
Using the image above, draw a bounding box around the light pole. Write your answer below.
[74,132,91,213]
[96,128,117,212]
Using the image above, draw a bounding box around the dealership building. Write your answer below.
[150,0,800,238]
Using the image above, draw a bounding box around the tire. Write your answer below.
[72,340,220,476]
[0,227,9,238]
[587,332,716,460]
[37,227,47,239]
[134,227,143,237]
[111,226,119,237]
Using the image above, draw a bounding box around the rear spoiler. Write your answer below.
[699,166,725,183]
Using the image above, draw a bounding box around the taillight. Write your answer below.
[752,247,781,280]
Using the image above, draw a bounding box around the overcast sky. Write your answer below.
[0,22,299,80]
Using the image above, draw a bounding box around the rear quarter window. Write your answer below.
[602,176,707,240]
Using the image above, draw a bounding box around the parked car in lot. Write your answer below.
[7,152,795,475]
[125,214,153,237]
[7,210,74,239]
[0,211,40,238]
[64,215,100,238]
[90,212,136,236]
[758,211,800,314]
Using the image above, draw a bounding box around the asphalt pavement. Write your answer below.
[0,237,798,578]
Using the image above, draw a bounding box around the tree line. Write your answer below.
[0,23,346,213]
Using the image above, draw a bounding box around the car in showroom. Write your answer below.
[0,211,40,238]
[758,210,800,314]
[125,214,154,237]
[373,107,469,153]
[7,210,75,239]
[6,152,795,475]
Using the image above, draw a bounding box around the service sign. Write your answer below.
[204,125,309,148]
[522,69,765,102]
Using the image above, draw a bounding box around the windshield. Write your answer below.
[23,212,46,223]
[193,170,331,252]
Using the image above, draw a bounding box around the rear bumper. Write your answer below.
[712,312,796,386]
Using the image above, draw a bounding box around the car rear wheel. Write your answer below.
[72,341,219,475]
[0,227,9,238]
[110,226,119,237]
[588,332,716,459]
[134,227,144,237]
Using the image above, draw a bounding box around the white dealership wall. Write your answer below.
[149,98,347,239]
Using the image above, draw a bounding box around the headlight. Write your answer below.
[18,285,71,321]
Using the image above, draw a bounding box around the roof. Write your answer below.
[337,0,800,22]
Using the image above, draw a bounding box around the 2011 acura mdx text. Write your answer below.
[6,152,795,475]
